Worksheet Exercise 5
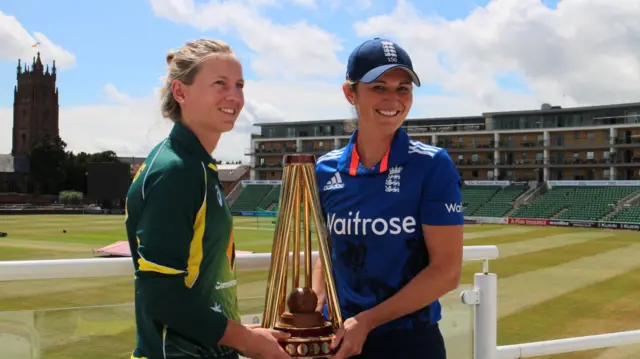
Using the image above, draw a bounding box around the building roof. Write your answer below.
[253,115,484,127]
[483,101,640,117]
[118,156,147,165]
[218,164,249,182]
[252,101,640,127]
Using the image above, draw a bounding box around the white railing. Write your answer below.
[1,245,639,359]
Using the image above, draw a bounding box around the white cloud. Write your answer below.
[353,0,640,108]
[0,11,76,68]
[290,0,317,8]
[149,0,344,79]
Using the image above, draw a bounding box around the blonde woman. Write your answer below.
[125,39,290,359]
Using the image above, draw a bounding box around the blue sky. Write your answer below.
[5,0,616,160]
[0,0,537,108]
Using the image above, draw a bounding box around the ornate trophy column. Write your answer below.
[262,154,343,358]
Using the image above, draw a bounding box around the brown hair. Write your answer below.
[343,80,359,133]
[160,39,235,122]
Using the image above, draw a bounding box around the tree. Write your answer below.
[59,190,83,205]
[28,135,68,194]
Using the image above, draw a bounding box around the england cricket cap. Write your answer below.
[346,38,421,86]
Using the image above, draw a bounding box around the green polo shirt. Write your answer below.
[125,122,239,359]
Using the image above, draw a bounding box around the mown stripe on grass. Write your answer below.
[0,246,90,261]
[497,265,640,359]
[497,243,640,329]
[0,277,134,311]
[462,233,619,280]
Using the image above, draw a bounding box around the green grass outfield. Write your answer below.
[1,215,640,359]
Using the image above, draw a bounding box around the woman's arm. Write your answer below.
[312,257,327,312]
[131,164,252,351]
[356,150,465,329]
[355,225,463,329]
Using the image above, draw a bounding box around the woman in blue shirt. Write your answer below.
[312,38,465,359]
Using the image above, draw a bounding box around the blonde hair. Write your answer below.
[160,39,235,122]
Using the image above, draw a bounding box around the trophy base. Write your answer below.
[275,322,336,358]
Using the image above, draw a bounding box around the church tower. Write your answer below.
[12,52,60,157]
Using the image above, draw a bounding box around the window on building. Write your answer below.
[573,152,579,158]
[587,132,594,140]
[472,154,479,162]
[587,152,594,159]
[603,151,610,159]
[536,153,543,161]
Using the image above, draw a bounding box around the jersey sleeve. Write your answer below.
[419,150,465,226]
[134,163,228,349]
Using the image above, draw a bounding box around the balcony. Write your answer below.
[456,160,496,168]
[442,143,496,152]
[545,158,640,167]
[252,163,284,170]
[2,247,640,358]
[245,147,298,156]
[613,137,640,149]
[440,139,615,152]
[246,147,341,157]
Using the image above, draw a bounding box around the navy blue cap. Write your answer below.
[346,38,420,87]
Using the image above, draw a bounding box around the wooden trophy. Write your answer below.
[262,154,343,358]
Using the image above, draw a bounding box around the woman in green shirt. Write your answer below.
[125,39,290,359]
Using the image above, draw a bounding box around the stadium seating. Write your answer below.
[471,186,529,217]
[511,186,640,221]
[229,184,274,212]
[461,186,501,216]
[229,182,639,224]
[607,205,640,223]
[256,185,281,210]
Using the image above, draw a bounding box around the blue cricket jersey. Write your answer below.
[315,127,464,334]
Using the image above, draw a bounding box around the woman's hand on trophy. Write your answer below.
[241,327,292,359]
[330,315,373,359]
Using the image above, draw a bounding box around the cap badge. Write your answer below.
[380,40,398,63]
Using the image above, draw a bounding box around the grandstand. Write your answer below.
[607,205,640,223]
[462,184,529,217]
[228,180,640,225]
[229,183,281,212]
[511,185,640,221]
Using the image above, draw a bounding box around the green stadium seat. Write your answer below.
[471,186,528,217]
[256,185,281,210]
[229,184,274,212]
[460,186,501,216]
[511,186,640,221]
[607,205,640,223]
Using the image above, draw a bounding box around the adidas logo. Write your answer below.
[323,172,345,191]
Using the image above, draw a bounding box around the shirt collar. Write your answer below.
[337,127,410,176]
[169,122,219,171]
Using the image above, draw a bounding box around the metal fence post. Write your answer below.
[462,271,498,359]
